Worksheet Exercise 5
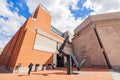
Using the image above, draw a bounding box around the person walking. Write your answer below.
[28,63,33,75]
[15,63,21,73]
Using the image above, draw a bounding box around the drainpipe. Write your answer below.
[93,24,112,69]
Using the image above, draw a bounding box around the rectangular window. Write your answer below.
[51,26,64,37]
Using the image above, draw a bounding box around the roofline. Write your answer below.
[38,3,51,15]
[31,3,51,16]
[74,11,120,34]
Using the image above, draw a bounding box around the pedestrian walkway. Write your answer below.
[111,71,120,80]
[0,68,114,80]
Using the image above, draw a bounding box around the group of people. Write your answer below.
[28,63,56,75]
[15,63,35,75]
[15,63,56,75]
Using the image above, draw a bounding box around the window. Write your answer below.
[51,26,64,37]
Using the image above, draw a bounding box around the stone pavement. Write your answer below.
[111,71,120,80]
[0,67,116,80]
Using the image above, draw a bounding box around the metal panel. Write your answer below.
[34,33,57,52]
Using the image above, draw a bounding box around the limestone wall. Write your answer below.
[72,27,106,67]
[96,25,120,66]
[73,12,120,69]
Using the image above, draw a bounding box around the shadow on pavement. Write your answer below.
[32,72,67,76]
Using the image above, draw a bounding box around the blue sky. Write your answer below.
[7,0,31,18]
[70,0,93,19]
[0,0,120,48]
[6,0,92,19]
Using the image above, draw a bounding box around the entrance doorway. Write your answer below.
[57,54,64,67]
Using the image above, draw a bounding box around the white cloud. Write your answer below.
[1,0,120,48]
[0,0,82,48]
[9,1,14,8]
[0,0,26,48]
[15,7,19,12]
[25,0,82,33]
[83,0,120,15]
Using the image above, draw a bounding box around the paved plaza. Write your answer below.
[0,67,117,80]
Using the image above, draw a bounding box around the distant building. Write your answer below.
[73,12,120,69]
[1,4,120,73]
[0,5,73,73]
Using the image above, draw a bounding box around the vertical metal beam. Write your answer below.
[58,35,73,75]
[67,54,72,75]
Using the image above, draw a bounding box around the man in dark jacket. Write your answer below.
[28,63,33,75]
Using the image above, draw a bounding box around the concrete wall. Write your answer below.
[72,26,106,67]
[95,19,120,67]
[73,12,120,68]
[74,12,120,34]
